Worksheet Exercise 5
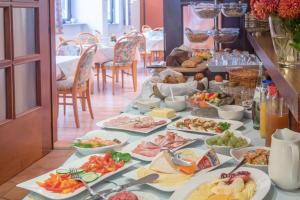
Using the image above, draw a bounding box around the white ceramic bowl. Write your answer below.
[73,130,129,155]
[230,146,270,171]
[164,96,186,111]
[218,105,245,121]
[205,131,251,155]
[135,97,161,113]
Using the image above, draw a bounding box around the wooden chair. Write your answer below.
[78,32,99,45]
[99,36,139,95]
[57,45,97,128]
[56,40,83,56]
[151,27,164,62]
[142,25,152,32]
[128,31,152,68]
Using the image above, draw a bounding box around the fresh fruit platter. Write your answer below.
[187,91,233,108]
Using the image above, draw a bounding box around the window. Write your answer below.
[61,0,71,22]
[107,0,120,24]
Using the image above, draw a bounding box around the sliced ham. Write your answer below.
[108,191,138,200]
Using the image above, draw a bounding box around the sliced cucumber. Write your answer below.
[80,172,99,183]
[56,168,84,174]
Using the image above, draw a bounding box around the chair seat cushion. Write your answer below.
[102,61,132,68]
[57,77,74,90]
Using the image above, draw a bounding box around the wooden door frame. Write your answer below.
[49,0,57,143]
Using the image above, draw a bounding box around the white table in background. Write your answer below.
[56,56,80,80]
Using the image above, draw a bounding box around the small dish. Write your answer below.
[221,3,247,17]
[193,3,221,19]
[209,28,239,43]
[185,28,210,43]
[134,97,161,113]
[205,131,251,155]
[218,105,245,120]
[165,96,186,111]
[73,130,129,155]
[230,146,270,171]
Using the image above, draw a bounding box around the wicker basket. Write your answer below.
[229,68,258,88]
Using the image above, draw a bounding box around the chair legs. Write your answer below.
[101,66,106,90]
[96,63,100,92]
[72,90,80,128]
[121,70,124,88]
[63,92,66,116]
[112,68,116,95]
[80,90,86,111]
[132,61,137,92]
[86,81,94,119]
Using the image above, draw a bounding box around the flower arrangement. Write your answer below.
[250,0,300,51]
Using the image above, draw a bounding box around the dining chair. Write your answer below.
[56,40,83,56]
[100,36,139,95]
[78,32,99,45]
[142,25,152,32]
[128,31,152,68]
[57,45,97,128]
[151,27,164,62]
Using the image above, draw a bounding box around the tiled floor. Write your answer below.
[0,150,74,200]
[56,64,150,147]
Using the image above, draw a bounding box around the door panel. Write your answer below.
[14,62,38,115]
[12,7,37,57]
[0,8,3,60]
[0,0,53,185]
[0,68,6,121]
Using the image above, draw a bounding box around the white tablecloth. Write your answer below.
[144,31,164,52]
[56,56,80,80]
[24,78,300,200]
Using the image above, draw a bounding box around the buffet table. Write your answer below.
[24,81,300,200]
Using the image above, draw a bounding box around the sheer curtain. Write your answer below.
[55,0,63,34]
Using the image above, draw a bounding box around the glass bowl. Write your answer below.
[209,28,240,43]
[193,3,221,19]
[221,3,247,17]
[185,28,210,43]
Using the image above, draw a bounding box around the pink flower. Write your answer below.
[250,0,279,20]
[278,0,300,19]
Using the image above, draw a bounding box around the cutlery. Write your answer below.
[85,173,159,200]
[220,158,247,179]
[69,168,98,198]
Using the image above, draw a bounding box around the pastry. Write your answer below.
[182,60,197,68]
[194,73,204,81]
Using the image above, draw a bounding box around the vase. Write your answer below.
[269,16,300,68]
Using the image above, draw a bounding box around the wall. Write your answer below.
[0,8,4,121]
[143,0,163,28]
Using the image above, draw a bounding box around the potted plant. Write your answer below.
[250,0,300,68]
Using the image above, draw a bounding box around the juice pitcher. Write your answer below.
[269,128,300,190]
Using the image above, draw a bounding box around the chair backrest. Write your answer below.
[153,27,164,32]
[78,33,99,45]
[142,25,152,32]
[127,31,146,54]
[73,45,97,87]
[56,40,82,56]
[113,35,139,66]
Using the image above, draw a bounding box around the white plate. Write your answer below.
[123,148,232,192]
[230,146,270,170]
[167,116,243,135]
[107,191,160,200]
[205,131,251,155]
[17,154,139,200]
[96,113,171,134]
[169,167,271,200]
[73,130,129,156]
[121,130,204,161]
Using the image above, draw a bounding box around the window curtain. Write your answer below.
[55,0,63,34]
[124,0,131,25]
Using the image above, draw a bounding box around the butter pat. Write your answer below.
[148,108,176,119]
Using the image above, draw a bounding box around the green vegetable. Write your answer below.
[56,168,84,174]
[218,122,231,131]
[109,150,132,162]
[80,172,99,183]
